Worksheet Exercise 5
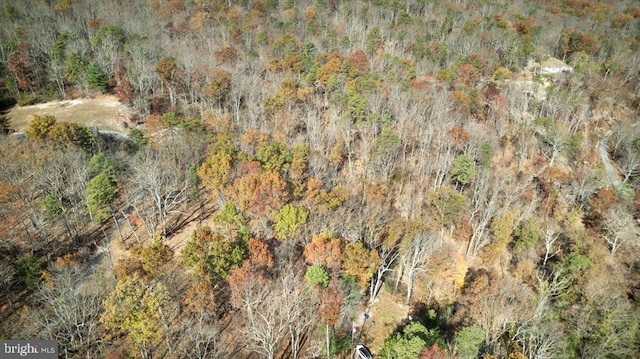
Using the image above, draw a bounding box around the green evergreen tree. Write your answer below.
[88,153,116,178]
[478,142,494,168]
[64,52,85,84]
[14,253,45,290]
[86,172,116,223]
[86,61,107,92]
[454,325,485,359]
[305,264,329,289]
[41,193,64,219]
[381,320,445,359]
[450,154,477,186]
[366,26,382,55]
[127,128,148,152]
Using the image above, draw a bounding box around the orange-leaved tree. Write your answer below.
[227,237,273,308]
[224,161,290,220]
[303,232,343,272]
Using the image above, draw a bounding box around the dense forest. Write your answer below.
[1,0,640,358]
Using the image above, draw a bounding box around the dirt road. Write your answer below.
[599,131,622,188]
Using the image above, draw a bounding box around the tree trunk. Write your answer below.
[394,262,404,292]
[325,324,330,359]
[406,270,414,304]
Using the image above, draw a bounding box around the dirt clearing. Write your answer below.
[6,95,136,133]
[360,290,411,354]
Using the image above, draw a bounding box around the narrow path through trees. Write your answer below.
[599,131,622,188]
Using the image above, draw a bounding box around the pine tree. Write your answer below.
[86,61,107,92]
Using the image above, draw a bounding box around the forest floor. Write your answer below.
[358,290,410,354]
[6,95,136,133]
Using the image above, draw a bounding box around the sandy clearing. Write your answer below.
[32,99,84,109]
[6,95,137,133]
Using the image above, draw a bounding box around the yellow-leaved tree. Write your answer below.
[101,275,169,358]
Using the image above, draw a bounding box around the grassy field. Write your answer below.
[6,95,135,133]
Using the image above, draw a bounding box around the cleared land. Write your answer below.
[6,95,135,133]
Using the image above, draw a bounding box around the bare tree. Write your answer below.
[127,132,205,239]
[32,263,111,358]
[541,225,561,268]
[369,245,398,304]
[610,127,640,184]
[0,261,17,308]
[239,280,289,359]
[455,269,534,346]
[514,263,571,359]
[466,169,530,258]
[514,318,565,359]
[395,226,441,304]
[535,122,564,167]
[279,266,317,359]
[0,142,57,251]
[539,77,590,135]
[601,208,636,255]
[36,147,89,241]
[176,313,225,359]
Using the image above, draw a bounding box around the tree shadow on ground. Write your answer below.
[0,97,17,134]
